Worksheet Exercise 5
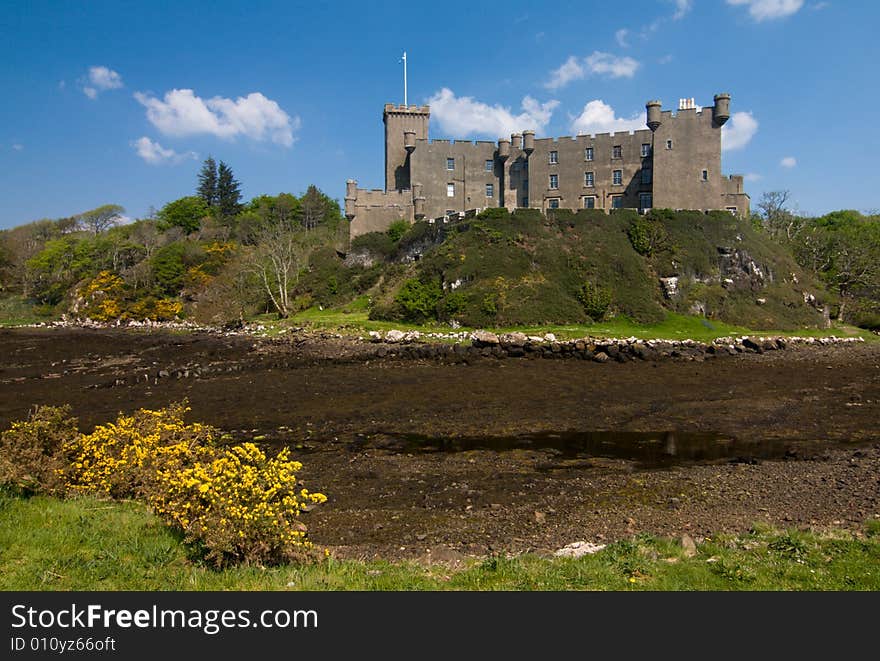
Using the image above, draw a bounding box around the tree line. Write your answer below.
[0,158,344,322]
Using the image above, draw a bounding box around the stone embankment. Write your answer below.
[366,328,865,363]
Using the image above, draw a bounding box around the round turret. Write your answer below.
[522,130,535,155]
[646,100,662,132]
[404,130,417,153]
[498,138,510,161]
[511,133,522,150]
[712,93,731,126]
[344,179,357,220]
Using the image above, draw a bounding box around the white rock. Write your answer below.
[554,541,606,558]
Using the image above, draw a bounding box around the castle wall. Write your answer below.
[651,107,723,211]
[349,188,413,239]
[527,130,655,211]
[409,139,501,219]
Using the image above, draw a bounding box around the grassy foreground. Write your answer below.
[2,494,878,591]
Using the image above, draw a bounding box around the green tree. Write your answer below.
[299,185,342,230]
[217,161,242,218]
[197,157,218,208]
[77,204,125,236]
[157,197,209,234]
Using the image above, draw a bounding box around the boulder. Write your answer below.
[471,330,500,347]
[385,329,406,343]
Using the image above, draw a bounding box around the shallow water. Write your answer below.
[337,430,867,469]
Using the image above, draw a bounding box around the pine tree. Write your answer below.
[217,161,242,217]
[197,157,218,208]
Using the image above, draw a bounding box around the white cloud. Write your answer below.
[545,51,639,89]
[727,0,805,21]
[427,88,558,137]
[570,100,646,135]
[721,111,759,151]
[585,51,640,78]
[780,156,797,168]
[672,0,693,20]
[82,65,123,99]
[131,136,197,165]
[810,1,830,9]
[744,172,763,182]
[134,89,299,147]
[11,143,23,151]
[615,28,630,47]
[545,56,585,90]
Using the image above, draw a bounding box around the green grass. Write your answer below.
[278,307,877,343]
[2,494,878,591]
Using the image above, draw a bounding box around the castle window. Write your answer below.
[446,157,455,171]
[447,183,455,197]
[549,151,558,164]
[640,193,653,210]
[522,196,529,206]
[486,183,494,197]
[641,143,651,157]
[641,168,652,185]
[611,195,624,209]
[701,169,709,181]
[549,174,558,189]
[584,171,594,187]
[584,196,596,209]
[485,160,493,172]
[548,198,560,209]
[666,139,673,150]
[612,170,622,186]
[585,147,594,161]
[612,145,622,159]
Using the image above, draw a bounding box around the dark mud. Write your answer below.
[1,327,878,562]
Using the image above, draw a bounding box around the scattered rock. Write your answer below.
[681,534,697,558]
[554,541,607,558]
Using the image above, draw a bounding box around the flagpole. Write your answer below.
[403,51,407,106]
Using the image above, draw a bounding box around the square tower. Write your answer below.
[384,104,430,192]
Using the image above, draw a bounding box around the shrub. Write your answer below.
[0,405,77,495]
[149,442,327,567]
[386,219,410,243]
[61,402,216,499]
[77,270,126,321]
[627,215,670,256]
[577,281,612,321]
[58,403,326,567]
[394,278,442,321]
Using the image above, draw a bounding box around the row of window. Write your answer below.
[446,158,498,171]
[546,193,653,210]
[446,183,497,197]
[444,141,662,172]
[550,143,654,164]
[549,169,652,189]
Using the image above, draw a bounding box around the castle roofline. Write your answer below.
[384,103,430,113]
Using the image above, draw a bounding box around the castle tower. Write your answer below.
[383,104,430,192]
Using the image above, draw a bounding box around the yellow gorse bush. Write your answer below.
[59,403,326,566]
[150,442,327,567]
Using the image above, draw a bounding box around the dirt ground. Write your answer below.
[1,327,878,561]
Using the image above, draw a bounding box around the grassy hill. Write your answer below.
[321,208,828,330]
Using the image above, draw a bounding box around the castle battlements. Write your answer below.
[348,93,749,239]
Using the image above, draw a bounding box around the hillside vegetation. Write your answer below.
[334,208,828,330]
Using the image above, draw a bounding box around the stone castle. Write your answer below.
[345,93,749,238]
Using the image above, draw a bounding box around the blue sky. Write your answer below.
[1,0,877,228]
